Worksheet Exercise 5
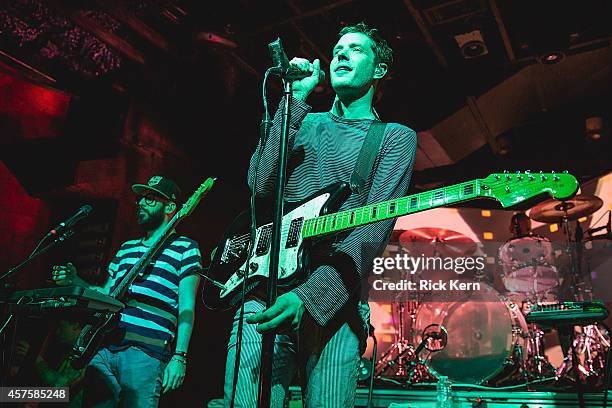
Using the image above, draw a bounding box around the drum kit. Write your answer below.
[373,194,611,389]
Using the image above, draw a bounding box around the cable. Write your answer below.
[0,236,52,282]
[1,296,26,386]
[367,328,377,408]
[229,67,274,408]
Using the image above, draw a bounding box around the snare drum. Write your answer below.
[413,284,528,384]
[498,235,559,295]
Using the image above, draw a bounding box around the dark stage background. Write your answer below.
[1,0,611,406]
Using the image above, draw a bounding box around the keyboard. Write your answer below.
[6,286,124,315]
[526,300,609,326]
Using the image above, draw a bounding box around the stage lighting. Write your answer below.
[495,134,510,156]
[586,116,605,141]
[454,30,488,59]
[538,51,565,64]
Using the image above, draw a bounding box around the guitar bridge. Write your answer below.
[221,237,249,264]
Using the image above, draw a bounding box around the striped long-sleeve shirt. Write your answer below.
[105,236,202,361]
[249,97,417,326]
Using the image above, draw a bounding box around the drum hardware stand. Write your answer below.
[554,214,586,385]
[513,342,537,390]
[374,299,418,379]
[525,322,556,379]
[556,322,611,385]
[558,212,584,300]
[555,218,610,385]
[374,263,423,379]
[407,324,448,379]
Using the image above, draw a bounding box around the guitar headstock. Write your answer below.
[480,171,578,208]
[178,177,216,218]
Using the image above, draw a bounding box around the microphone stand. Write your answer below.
[1,227,75,384]
[0,229,74,284]
[257,77,292,407]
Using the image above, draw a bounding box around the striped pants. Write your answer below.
[223,300,361,408]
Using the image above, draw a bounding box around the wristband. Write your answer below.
[171,355,187,364]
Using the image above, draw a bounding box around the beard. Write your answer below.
[137,206,165,232]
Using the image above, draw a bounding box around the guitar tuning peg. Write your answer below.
[494,174,501,180]
[505,173,512,180]
[563,170,569,174]
[525,170,531,174]
[503,170,509,174]
[529,174,535,181]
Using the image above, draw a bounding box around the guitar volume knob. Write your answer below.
[249,262,259,272]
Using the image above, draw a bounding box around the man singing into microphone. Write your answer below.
[225,22,416,407]
[52,176,202,408]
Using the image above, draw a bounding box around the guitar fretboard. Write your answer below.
[301,180,481,239]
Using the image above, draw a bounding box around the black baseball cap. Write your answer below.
[132,176,181,201]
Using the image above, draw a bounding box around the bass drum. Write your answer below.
[413,283,528,385]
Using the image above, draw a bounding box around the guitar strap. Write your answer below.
[349,120,387,194]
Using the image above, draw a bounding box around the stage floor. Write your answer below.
[286,385,610,407]
[206,383,610,407]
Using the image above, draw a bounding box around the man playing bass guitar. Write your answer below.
[52,175,202,408]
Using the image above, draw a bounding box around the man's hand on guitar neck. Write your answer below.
[246,292,306,333]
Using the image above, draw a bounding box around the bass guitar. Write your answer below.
[69,177,215,369]
[203,172,578,310]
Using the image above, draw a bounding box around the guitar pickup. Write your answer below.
[285,218,304,248]
[256,225,273,256]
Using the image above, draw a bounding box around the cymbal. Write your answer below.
[398,227,477,257]
[528,195,603,223]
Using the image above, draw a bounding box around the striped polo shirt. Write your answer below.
[105,235,202,361]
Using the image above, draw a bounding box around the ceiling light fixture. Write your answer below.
[538,51,565,65]
[454,30,488,59]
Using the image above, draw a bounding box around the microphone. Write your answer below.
[47,205,93,238]
[267,37,325,82]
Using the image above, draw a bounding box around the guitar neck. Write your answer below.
[111,215,181,299]
[302,179,486,239]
